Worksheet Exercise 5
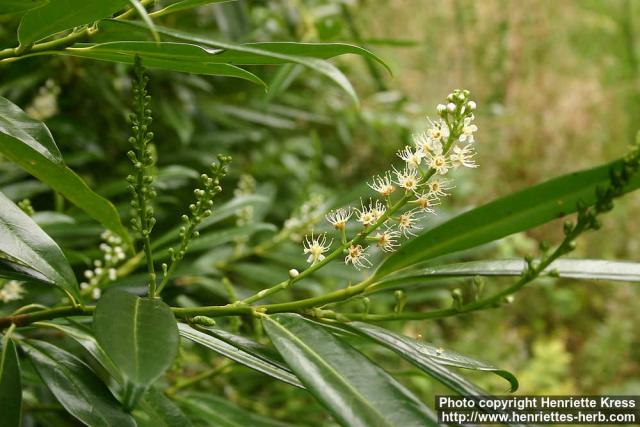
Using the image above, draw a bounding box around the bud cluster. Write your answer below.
[168,155,230,264]
[127,57,157,238]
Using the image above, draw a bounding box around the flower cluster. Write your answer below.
[0,280,26,303]
[302,89,479,269]
[80,230,127,300]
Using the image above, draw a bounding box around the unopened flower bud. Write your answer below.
[288,268,300,278]
[447,102,456,112]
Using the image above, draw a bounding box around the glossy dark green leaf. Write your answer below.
[177,323,303,388]
[91,21,389,103]
[371,259,640,294]
[262,313,437,427]
[22,339,136,427]
[0,191,78,299]
[34,321,121,381]
[18,0,128,45]
[347,322,518,392]
[0,337,21,427]
[93,290,179,388]
[59,42,265,86]
[376,159,640,277]
[178,393,293,427]
[136,387,192,427]
[150,0,234,17]
[0,257,54,285]
[0,96,130,245]
[0,0,46,16]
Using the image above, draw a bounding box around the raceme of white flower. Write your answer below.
[301,89,479,269]
[0,280,26,303]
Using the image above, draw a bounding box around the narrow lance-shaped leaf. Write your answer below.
[17,0,129,46]
[178,323,303,389]
[347,322,519,392]
[262,313,438,427]
[136,387,193,427]
[178,393,295,427]
[34,321,121,381]
[93,290,179,406]
[50,42,266,86]
[370,259,640,294]
[0,191,79,299]
[0,96,130,245]
[21,339,136,427]
[376,158,640,277]
[91,21,391,104]
[0,337,21,427]
[0,258,54,285]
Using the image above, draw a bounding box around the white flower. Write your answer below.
[108,268,117,281]
[427,119,450,144]
[344,244,372,269]
[0,281,25,303]
[357,200,386,227]
[303,233,332,264]
[458,116,478,143]
[450,144,478,169]
[467,101,476,111]
[428,154,450,175]
[447,102,456,112]
[393,166,420,191]
[326,208,353,230]
[427,178,455,198]
[91,288,102,300]
[413,132,443,156]
[397,146,424,169]
[374,227,401,252]
[436,104,447,114]
[397,209,422,237]
[368,173,395,197]
[413,192,440,214]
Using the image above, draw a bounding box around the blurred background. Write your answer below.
[1,0,639,423]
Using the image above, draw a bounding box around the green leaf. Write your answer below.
[93,290,179,389]
[21,339,136,427]
[347,322,518,392]
[177,323,303,389]
[61,42,265,86]
[0,191,78,299]
[262,313,438,427]
[94,21,390,104]
[0,0,47,16]
[34,321,121,381]
[371,259,640,294]
[0,96,130,245]
[178,393,294,427]
[0,337,21,427]
[0,258,54,285]
[18,0,129,45]
[150,0,234,18]
[137,387,193,427]
[376,159,640,277]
